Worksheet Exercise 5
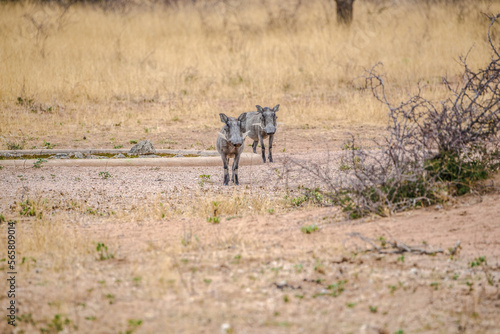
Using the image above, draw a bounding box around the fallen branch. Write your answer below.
[345,232,445,255]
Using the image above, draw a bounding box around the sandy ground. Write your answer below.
[1,126,500,334]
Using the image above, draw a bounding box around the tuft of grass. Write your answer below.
[470,256,487,268]
[98,171,112,179]
[19,199,37,217]
[301,224,319,234]
[95,242,114,261]
[33,158,47,169]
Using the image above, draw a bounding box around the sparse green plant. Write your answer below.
[369,305,378,313]
[19,199,37,217]
[470,256,487,268]
[17,313,36,326]
[43,140,55,149]
[267,208,275,214]
[206,200,220,223]
[206,216,220,224]
[114,145,123,149]
[0,214,5,223]
[198,174,211,188]
[6,140,24,150]
[132,277,141,286]
[86,207,100,215]
[99,171,112,179]
[204,278,212,285]
[105,293,115,304]
[346,302,357,308]
[287,186,330,207]
[21,256,37,270]
[129,140,138,144]
[314,280,346,298]
[314,261,325,274]
[33,158,47,168]
[40,314,74,333]
[301,224,319,234]
[233,254,242,263]
[120,319,143,334]
[342,142,360,151]
[326,280,346,297]
[430,282,439,290]
[397,255,405,263]
[95,242,114,261]
[379,236,387,247]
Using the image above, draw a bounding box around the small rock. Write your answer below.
[113,153,127,159]
[221,323,232,334]
[73,152,84,159]
[55,153,69,159]
[275,280,288,289]
[174,154,185,158]
[138,154,159,158]
[129,140,156,155]
[85,154,107,159]
[410,268,419,276]
[435,204,443,210]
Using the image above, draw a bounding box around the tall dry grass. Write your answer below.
[0,0,499,143]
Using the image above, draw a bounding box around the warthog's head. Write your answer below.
[219,112,247,148]
[256,104,279,135]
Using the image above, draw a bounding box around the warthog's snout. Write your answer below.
[265,125,276,135]
[230,138,244,147]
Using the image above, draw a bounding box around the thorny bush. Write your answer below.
[288,14,500,218]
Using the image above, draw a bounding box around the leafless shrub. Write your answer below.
[287,14,500,218]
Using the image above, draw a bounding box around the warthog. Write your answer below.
[216,112,248,185]
[245,104,279,163]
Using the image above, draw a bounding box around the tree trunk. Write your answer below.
[335,0,355,26]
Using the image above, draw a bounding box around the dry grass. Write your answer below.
[1,0,499,149]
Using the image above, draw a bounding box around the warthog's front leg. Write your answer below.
[268,134,274,163]
[232,153,242,185]
[221,154,230,185]
[252,140,258,154]
[259,133,266,163]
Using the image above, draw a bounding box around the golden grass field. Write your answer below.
[1,0,499,149]
[1,1,500,333]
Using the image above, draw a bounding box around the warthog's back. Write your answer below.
[245,111,263,141]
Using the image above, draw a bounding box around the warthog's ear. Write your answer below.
[256,105,264,113]
[272,104,280,112]
[238,112,247,123]
[219,113,228,123]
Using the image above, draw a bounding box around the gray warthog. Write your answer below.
[245,104,279,163]
[216,112,248,185]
